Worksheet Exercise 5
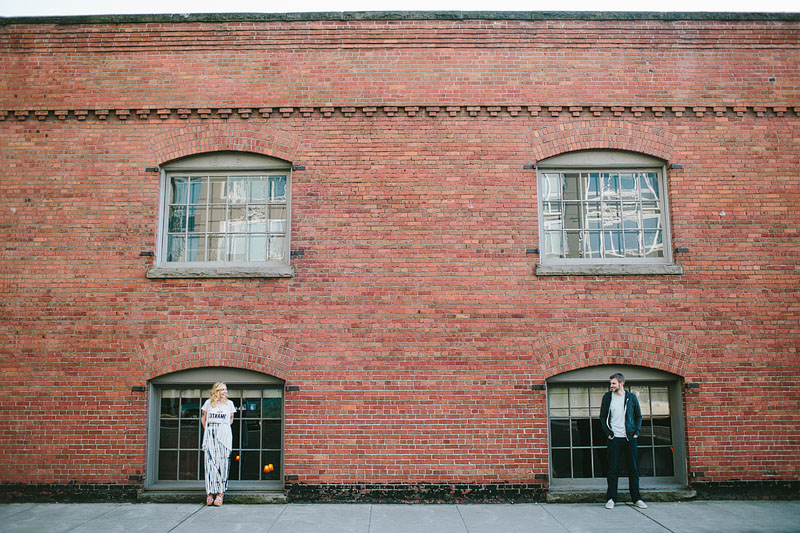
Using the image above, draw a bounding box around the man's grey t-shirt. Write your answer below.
[610,393,626,438]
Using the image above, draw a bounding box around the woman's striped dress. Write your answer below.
[201,399,236,495]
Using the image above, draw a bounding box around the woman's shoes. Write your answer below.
[206,494,214,506]
[213,493,224,507]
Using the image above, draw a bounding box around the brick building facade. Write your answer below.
[1,12,798,502]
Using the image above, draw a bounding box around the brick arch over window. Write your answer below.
[529,120,676,163]
[534,326,694,379]
[135,327,297,381]
[149,123,302,164]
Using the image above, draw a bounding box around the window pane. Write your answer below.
[551,449,571,478]
[583,231,602,258]
[262,451,282,481]
[189,177,206,204]
[564,231,581,258]
[170,177,188,204]
[590,387,606,417]
[262,389,283,418]
[573,419,592,447]
[653,417,672,445]
[550,419,571,447]
[241,390,261,418]
[591,418,605,445]
[209,178,227,203]
[644,231,664,257]
[270,176,287,201]
[179,451,199,480]
[602,203,621,229]
[550,387,568,408]
[229,235,246,261]
[181,389,201,419]
[542,174,562,201]
[180,421,200,449]
[262,421,282,449]
[624,232,641,257]
[602,174,619,200]
[603,231,623,258]
[161,390,180,417]
[248,235,267,262]
[632,386,650,416]
[585,173,601,201]
[229,207,247,233]
[622,203,640,229]
[168,206,187,232]
[641,173,660,201]
[208,235,226,262]
[572,448,593,478]
[564,203,581,229]
[249,177,268,202]
[187,206,207,233]
[655,447,674,476]
[158,451,178,480]
[242,420,260,449]
[651,387,670,415]
[166,235,186,262]
[186,235,205,262]
[248,206,267,233]
[229,177,247,203]
[639,418,653,446]
[160,419,178,448]
[229,452,241,481]
[620,173,638,200]
[269,235,286,261]
[241,451,260,480]
[569,386,589,415]
[208,207,227,233]
[544,231,563,258]
[269,205,287,233]
[639,447,655,476]
[593,448,607,477]
[642,203,662,229]
[563,173,580,201]
[585,203,602,229]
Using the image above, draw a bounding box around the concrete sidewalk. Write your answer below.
[1,501,799,533]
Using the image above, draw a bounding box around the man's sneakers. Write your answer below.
[605,499,647,509]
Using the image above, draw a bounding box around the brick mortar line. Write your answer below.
[2,104,797,121]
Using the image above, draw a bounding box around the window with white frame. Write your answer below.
[536,150,681,276]
[148,152,293,278]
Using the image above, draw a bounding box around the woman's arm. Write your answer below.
[201,409,207,429]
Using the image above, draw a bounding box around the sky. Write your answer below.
[0,0,797,17]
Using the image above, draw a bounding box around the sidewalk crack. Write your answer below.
[632,505,676,533]
[166,504,206,532]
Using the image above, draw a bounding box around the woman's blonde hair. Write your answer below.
[209,382,227,408]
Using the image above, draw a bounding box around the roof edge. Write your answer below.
[2,11,799,25]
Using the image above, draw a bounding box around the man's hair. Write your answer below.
[609,372,626,383]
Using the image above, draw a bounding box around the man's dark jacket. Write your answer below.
[599,390,642,440]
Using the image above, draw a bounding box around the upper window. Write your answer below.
[148,152,293,278]
[536,150,681,276]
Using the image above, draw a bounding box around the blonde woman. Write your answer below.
[201,382,236,506]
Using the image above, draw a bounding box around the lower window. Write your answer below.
[549,383,675,479]
[147,368,284,490]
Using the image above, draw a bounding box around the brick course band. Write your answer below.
[2,106,798,122]
[285,482,548,503]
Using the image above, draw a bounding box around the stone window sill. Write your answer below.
[147,265,294,279]
[535,263,683,276]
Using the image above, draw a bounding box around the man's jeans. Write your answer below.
[606,436,642,502]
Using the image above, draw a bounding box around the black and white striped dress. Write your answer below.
[201,399,236,494]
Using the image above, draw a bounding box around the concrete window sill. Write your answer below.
[535,264,684,276]
[147,265,294,279]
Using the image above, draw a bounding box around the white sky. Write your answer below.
[0,0,797,17]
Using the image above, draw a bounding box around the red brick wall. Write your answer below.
[1,14,798,494]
